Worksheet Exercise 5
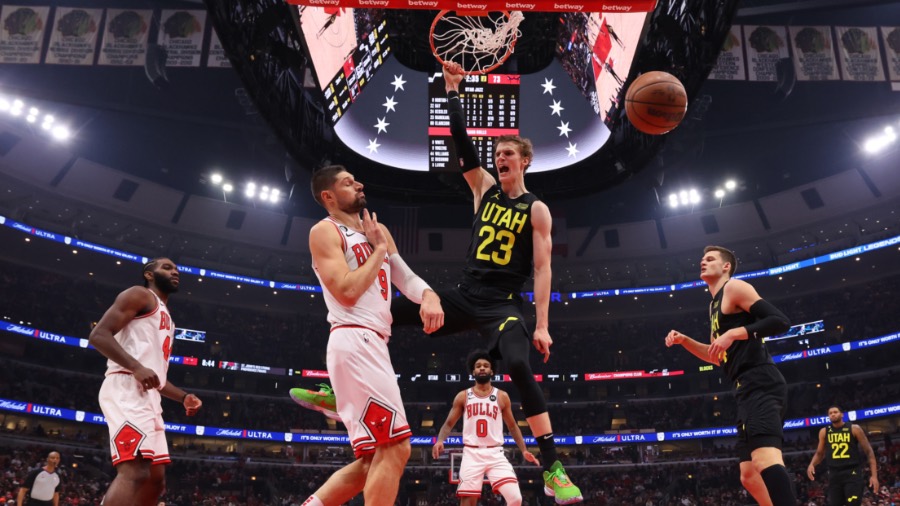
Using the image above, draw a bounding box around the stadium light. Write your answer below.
[668,193,679,208]
[689,188,701,204]
[50,126,70,140]
[679,190,689,206]
[0,98,9,111]
[863,126,897,154]
[222,183,233,193]
[714,188,725,199]
[725,180,736,191]
[211,173,223,185]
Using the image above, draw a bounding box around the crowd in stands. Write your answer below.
[3,438,900,505]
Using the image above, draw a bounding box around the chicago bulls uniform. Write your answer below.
[98,289,174,466]
[457,387,517,498]
[315,217,410,458]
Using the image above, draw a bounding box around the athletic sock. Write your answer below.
[536,433,559,473]
[760,464,796,506]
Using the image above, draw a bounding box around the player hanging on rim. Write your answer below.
[807,405,879,506]
[432,349,540,506]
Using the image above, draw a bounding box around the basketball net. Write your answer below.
[431,10,524,75]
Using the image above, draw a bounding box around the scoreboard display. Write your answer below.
[323,19,391,124]
[428,73,520,172]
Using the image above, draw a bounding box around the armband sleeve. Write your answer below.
[389,253,432,304]
[447,91,483,173]
[744,299,790,339]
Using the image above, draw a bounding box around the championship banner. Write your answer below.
[835,26,885,82]
[879,27,900,82]
[285,0,658,13]
[743,25,789,82]
[158,9,206,67]
[206,27,232,68]
[45,7,102,65]
[98,8,151,66]
[0,5,50,64]
[708,24,745,80]
[789,25,839,81]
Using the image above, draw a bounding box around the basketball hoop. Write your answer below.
[430,10,524,75]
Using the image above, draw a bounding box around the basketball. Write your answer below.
[625,71,688,135]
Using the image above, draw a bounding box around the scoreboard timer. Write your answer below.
[428,73,520,172]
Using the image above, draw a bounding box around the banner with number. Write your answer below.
[206,28,231,68]
[158,9,206,67]
[98,8,151,66]
[835,27,885,82]
[709,25,745,80]
[743,25,789,82]
[879,27,900,82]
[0,5,50,64]
[790,26,839,81]
[45,7,102,65]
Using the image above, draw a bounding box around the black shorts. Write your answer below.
[827,468,865,506]
[733,364,787,461]
[392,282,529,355]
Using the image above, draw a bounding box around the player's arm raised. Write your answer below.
[531,201,553,363]
[444,62,495,212]
[382,224,444,334]
[433,390,466,459]
[807,427,827,481]
[853,424,879,491]
[310,210,386,307]
[499,390,539,466]
[89,287,160,389]
[664,329,719,366]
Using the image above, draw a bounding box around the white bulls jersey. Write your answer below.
[314,217,392,339]
[105,289,174,387]
[463,387,504,447]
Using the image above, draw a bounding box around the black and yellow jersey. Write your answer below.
[825,423,862,471]
[710,280,775,384]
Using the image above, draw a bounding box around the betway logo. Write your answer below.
[38,331,68,344]
[215,429,243,437]
[457,3,488,9]
[408,0,438,5]
[32,405,62,417]
[246,431,274,439]
[602,4,631,10]
[307,0,339,4]
[0,401,28,411]
[506,2,536,8]
[554,3,584,10]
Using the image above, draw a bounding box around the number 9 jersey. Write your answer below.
[463,185,537,293]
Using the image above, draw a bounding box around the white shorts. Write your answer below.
[99,373,170,466]
[457,446,518,497]
[326,326,410,458]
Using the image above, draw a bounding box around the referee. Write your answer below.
[16,451,61,506]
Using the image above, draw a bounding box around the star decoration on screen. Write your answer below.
[549,100,564,116]
[541,78,556,95]
[566,142,579,158]
[382,96,397,113]
[367,138,381,153]
[557,121,572,137]
[391,75,406,91]
[374,117,389,134]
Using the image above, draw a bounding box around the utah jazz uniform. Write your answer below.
[394,184,538,350]
[825,423,864,505]
[710,280,788,461]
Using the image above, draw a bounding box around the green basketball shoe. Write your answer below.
[543,460,583,504]
[289,383,340,421]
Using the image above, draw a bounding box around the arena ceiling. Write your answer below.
[0,0,897,228]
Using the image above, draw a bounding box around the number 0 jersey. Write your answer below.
[314,217,392,339]
[463,185,537,293]
[825,423,862,471]
[463,387,504,447]
[105,289,174,388]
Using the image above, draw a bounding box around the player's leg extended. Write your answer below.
[496,327,582,504]
[364,439,411,506]
[739,460,773,506]
[486,453,522,506]
[304,457,371,506]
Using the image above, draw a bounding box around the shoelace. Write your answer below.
[548,468,571,486]
[315,383,333,394]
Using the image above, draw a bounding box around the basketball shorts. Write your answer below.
[827,468,865,506]
[99,373,170,466]
[327,326,411,458]
[457,446,518,498]
[734,364,787,461]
